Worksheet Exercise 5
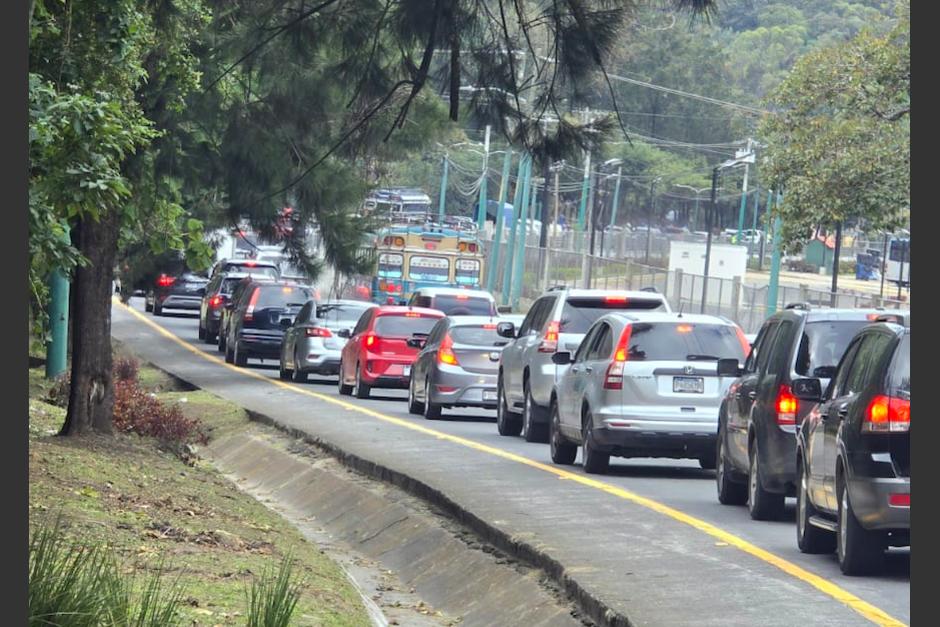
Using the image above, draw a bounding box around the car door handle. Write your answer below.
[570,366,580,373]
[747,391,756,400]
[837,403,849,418]
[584,366,593,374]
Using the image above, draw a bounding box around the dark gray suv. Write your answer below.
[715,305,895,520]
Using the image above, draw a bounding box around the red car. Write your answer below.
[338,306,445,399]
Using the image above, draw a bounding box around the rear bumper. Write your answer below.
[847,475,910,532]
[429,371,498,408]
[364,374,410,389]
[593,409,717,459]
[758,427,798,494]
[159,295,202,310]
[237,335,283,358]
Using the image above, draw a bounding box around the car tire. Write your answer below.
[837,479,885,575]
[279,359,293,381]
[716,429,747,505]
[145,300,153,313]
[549,401,577,465]
[496,377,522,437]
[337,361,353,396]
[292,354,308,383]
[224,343,235,364]
[581,411,610,475]
[353,363,370,399]
[153,302,163,316]
[407,374,424,415]
[748,439,785,521]
[217,331,226,353]
[198,324,206,340]
[522,382,549,443]
[205,329,217,345]
[234,343,248,367]
[797,457,836,554]
[424,378,442,420]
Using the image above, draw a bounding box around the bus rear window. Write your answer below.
[378,253,403,278]
[455,259,481,285]
[409,255,449,282]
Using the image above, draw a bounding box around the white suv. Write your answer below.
[495,288,671,442]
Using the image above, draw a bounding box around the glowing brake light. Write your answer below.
[157,274,175,287]
[676,324,693,334]
[604,295,627,303]
[305,327,333,338]
[405,311,421,318]
[888,493,910,507]
[244,261,256,267]
[482,324,497,330]
[605,324,633,389]
[776,385,798,426]
[209,295,223,308]
[538,321,560,353]
[456,294,469,300]
[244,287,260,321]
[438,333,459,366]
[863,395,910,433]
[365,334,376,348]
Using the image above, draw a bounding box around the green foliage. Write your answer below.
[246,553,304,627]
[759,0,909,249]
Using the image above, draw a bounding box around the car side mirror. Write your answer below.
[336,328,351,339]
[812,365,837,379]
[717,358,743,377]
[552,351,572,365]
[496,321,516,338]
[792,377,823,401]
[406,337,427,349]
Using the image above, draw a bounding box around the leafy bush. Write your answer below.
[113,356,140,382]
[45,374,71,408]
[246,553,303,627]
[29,518,183,626]
[113,380,208,448]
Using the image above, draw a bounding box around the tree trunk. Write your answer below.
[60,211,120,436]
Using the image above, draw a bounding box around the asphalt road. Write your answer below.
[112,299,910,626]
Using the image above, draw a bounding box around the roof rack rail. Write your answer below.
[640,286,659,293]
[873,313,909,326]
[546,285,569,292]
[784,302,811,310]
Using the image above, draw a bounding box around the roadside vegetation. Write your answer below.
[28,347,369,626]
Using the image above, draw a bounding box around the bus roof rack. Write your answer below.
[785,302,811,310]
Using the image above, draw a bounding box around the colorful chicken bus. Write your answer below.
[369,220,486,304]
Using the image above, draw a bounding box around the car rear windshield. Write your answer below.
[317,303,372,325]
[888,333,910,397]
[794,321,870,376]
[220,278,244,295]
[624,322,746,362]
[374,314,440,337]
[224,263,279,279]
[560,297,666,334]
[450,325,506,347]
[433,295,495,316]
[254,285,315,309]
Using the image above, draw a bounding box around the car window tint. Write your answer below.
[534,296,556,332]
[353,309,373,336]
[450,325,504,347]
[623,322,747,362]
[374,314,441,337]
[766,320,794,376]
[220,277,244,295]
[589,324,613,360]
[433,295,494,316]
[255,285,315,309]
[844,333,894,395]
[574,325,601,363]
[318,303,372,325]
[519,299,545,336]
[745,322,772,373]
[888,333,910,398]
[831,339,862,398]
[794,321,869,376]
[755,322,780,373]
[559,297,666,334]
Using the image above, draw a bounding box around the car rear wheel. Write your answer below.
[407,374,424,414]
[353,363,370,399]
[549,401,577,465]
[748,440,785,520]
[337,361,353,396]
[279,357,293,381]
[224,343,235,364]
[145,300,153,313]
[496,377,522,437]
[837,480,885,575]
[234,343,248,367]
[153,302,163,316]
[292,353,308,383]
[797,457,836,554]
[716,430,747,505]
[522,383,549,443]
[205,328,217,345]
[581,411,609,475]
[423,378,442,420]
[198,324,206,340]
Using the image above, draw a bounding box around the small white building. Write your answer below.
[669,241,748,280]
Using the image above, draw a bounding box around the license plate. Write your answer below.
[483,390,497,401]
[403,366,411,377]
[673,376,704,393]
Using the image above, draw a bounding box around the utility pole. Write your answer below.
[767,192,784,315]
[645,178,659,265]
[701,167,720,313]
[748,182,761,261]
[537,156,552,286]
[577,151,591,233]
[609,165,623,234]
[878,232,888,300]
[45,225,71,379]
[829,221,843,307]
[542,164,561,291]
[511,163,534,310]
[438,155,449,221]
[896,239,907,300]
[582,167,597,287]
[486,149,513,292]
[476,125,491,230]
[735,138,754,243]
[758,190,772,271]
[502,155,530,305]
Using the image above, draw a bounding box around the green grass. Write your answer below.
[29,362,370,626]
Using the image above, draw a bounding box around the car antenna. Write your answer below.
[677,301,684,318]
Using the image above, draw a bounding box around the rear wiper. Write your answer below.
[686,354,719,361]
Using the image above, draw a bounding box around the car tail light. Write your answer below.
[209,295,223,308]
[482,324,497,330]
[775,385,798,426]
[604,325,633,390]
[888,493,910,507]
[243,287,260,321]
[862,394,910,433]
[405,311,421,317]
[538,320,560,353]
[365,333,376,348]
[456,294,468,300]
[604,295,627,303]
[438,333,459,365]
[676,324,693,333]
[157,274,175,287]
[306,327,333,338]
[734,326,750,356]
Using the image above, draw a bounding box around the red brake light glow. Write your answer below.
[888,493,910,507]
[776,385,798,426]
[405,311,421,317]
[365,334,376,348]
[483,324,497,330]
[538,320,560,353]
[605,325,633,389]
[676,324,693,334]
[245,261,256,267]
[604,295,627,303]
[157,274,175,287]
[456,294,469,300]
[209,295,223,308]
[305,327,333,338]
[863,395,910,433]
[438,333,459,366]
[244,287,260,321]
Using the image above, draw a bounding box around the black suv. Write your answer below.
[715,305,890,520]
[145,272,208,316]
[794,319,909,575]
[222,280,316,367]
[199,272,251,344]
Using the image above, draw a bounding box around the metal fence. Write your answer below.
[485,242,908,333]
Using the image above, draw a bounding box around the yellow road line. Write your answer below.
[115,299,906,627]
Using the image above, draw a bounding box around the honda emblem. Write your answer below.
[684,365,695,375]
